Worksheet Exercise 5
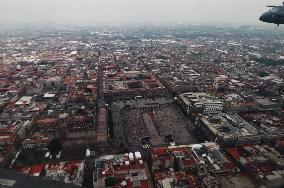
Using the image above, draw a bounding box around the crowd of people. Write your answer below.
[121,103,194,146]
[122,108,150,146]
[153,104,193,144]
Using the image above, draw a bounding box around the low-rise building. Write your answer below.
[45,76,63,88]
[93,152,152,188]
[150,142,253,188]
[197,113,284,146]
[254,97,282,110]
[21,132,51,149]
[227,144,284,187]
[178,92,223,117]
[15,161,84,186]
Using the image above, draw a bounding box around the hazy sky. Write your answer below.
[0,0,279,25]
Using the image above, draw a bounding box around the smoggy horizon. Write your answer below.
[0,0,278,25]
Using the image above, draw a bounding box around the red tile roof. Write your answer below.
[226,147,241,160]
[29,164,45,175]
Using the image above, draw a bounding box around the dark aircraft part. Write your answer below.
[260,9,284,25]
[260,2,284,26]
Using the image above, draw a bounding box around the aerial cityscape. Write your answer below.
[0,1,284,188]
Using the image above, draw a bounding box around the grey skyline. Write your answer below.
[0,0,278,25]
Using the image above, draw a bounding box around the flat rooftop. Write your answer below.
[0,169,80,188]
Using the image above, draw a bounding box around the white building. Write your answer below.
[45,76,63,88]
[178,92,223,117]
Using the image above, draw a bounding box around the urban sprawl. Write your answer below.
[0,25,284,188]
